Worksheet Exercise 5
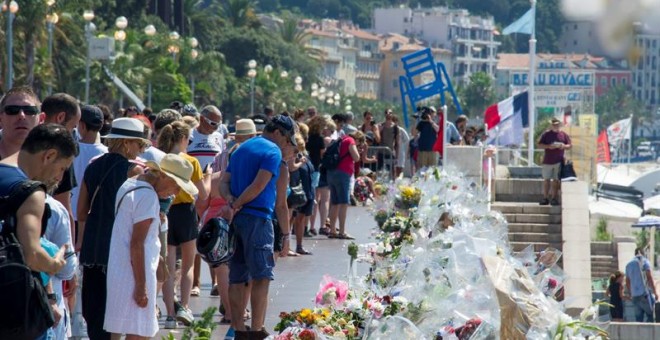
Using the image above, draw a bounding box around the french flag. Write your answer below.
[483,91,529,145]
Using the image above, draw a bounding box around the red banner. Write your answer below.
[596,131,611,163]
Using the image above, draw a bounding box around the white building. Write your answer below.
[372,6,499,82]
[559,21,605,56]
[303,22,357,95]
[632,31,660,109]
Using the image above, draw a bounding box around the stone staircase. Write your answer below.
[493,177,564,254]
[591,242,618,281]
[492,202,563,253]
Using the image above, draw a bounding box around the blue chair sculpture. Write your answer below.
[399,48,462,128]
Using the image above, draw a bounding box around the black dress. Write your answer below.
[609,282,623,319]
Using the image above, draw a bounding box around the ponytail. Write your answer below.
[157,121,190,153]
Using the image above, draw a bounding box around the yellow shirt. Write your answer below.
[172,153,203,205]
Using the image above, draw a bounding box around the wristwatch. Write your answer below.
[47,293,58,302]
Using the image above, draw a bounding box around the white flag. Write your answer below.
[606,117,632,145]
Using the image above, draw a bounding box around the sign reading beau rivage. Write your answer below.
[510,61,595,88]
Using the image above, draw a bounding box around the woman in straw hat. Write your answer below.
[104,154,198,339]
[76,117,151,339]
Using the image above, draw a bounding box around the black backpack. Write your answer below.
[0,180,55,340]
[320,137,349,171]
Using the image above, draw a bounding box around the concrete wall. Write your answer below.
[562,181,593,310]
[609,322,660,340]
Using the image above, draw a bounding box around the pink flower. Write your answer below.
[547,278,558,289]
[315,275,348,307]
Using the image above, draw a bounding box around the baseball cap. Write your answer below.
[550,117,561,125]
[271,114,297,146]
[80,105,104,129]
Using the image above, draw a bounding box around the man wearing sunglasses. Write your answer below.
[0,86,44,160]
[187,105,225,171]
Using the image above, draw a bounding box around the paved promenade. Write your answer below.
[156,206,374,339]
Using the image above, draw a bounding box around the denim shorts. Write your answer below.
[229,212,275,284]
[327,169,351,205]
[311,171,320,189]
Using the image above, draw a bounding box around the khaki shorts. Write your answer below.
[542,163,561,180]
[417,151,438,168]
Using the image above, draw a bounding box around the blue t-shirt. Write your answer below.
[626,256,652,297]
[227,136,281,219]
[0,164,28,196]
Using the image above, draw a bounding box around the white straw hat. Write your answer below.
[103,117,147,140]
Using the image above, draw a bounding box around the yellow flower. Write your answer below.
[321,308,331,319]
[300,308,312,318]
[337,318,347,326]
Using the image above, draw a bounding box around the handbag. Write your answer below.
[637,256,656,314]
[287,171,307,208]
[560,158,577,182]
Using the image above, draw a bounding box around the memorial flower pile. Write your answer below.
[270,168,609,340]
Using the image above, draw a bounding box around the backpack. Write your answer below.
[0,180,55,340]
[320,137,349,171]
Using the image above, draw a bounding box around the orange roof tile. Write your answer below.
[343,27,379,41]
[305,28,339,39]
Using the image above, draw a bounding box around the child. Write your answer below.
[354,168,377,205]
[606,270,626,321]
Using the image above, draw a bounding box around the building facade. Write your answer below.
[559,21,605,56]
[632,32,660,109]
[372,6,499,82]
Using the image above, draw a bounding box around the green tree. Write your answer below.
[595,85,647,131]
[460,72,495,117]
[221,0,260,28]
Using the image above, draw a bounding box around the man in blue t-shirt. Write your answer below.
[626,247,658,322]
[220,114,297,338]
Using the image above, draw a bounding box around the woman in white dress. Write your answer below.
[104,154,198,339]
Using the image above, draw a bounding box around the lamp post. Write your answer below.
[345,99,352,112]
[144,24,156,108]
[190,37,199,102]
[114,16,128,108]
[4,1,18,90]
[46,8,58,95]
[83,9,95,103]
[168,31,180,61]
[247,59,257,114]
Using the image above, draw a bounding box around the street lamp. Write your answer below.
[114,16,128,109]
[46,8,59,95]
[294,76,302,92]
[264,64,273,74]
[144,25,156,107]
[83,9,95,104]
[168,31,180,60]
[247,59,257,114]
[280,70,288,79]
[345,99,352,112]
[188,36,200,102]
[3,0,18,90]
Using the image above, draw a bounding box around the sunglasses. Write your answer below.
[4,105,40,116]
[203,116,220,128]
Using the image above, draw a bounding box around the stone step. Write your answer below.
[510,241,563,253]
[492,202,562,215]
[495,178,544,202]
[503,213,562,224]
[591,242,616,255]
[509,232,563,243]
[508,223,562,234]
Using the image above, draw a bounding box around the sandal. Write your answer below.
[296,247,313,255]
[327,233,339,239]
[337,233,355,240]
[244,309,251,320]
[220,317,231,324]
[287,250,299,257]
[309,228,318,236]
[191,286,200,297]
[319,227,329,235]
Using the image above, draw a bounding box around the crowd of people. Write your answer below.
[0,84,506,340]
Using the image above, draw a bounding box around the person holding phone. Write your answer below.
[537,118,571,206]
[414,110,439,168]
[359,111,380,145]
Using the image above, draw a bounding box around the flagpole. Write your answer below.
[628,113,633,175]
[527,0,537,167]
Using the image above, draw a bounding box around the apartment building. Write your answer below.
[372,6,499,82]
[559,21,606,56]
[632,32,660,109]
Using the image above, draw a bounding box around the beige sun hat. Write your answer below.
[231,118,257,136]
[146,154,198,196]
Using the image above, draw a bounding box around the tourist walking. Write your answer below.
[625,248,657,322]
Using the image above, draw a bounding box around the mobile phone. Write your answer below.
[203,163,211,173]
[64,251,76,260]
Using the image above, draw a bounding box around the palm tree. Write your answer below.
[221,0,258,28]
[278,17,308,45]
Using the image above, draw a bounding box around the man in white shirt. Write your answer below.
[187,105,224,170]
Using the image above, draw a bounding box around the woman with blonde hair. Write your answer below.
[157,121,211,328]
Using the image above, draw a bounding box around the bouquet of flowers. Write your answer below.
[374,209,389,228]
[394,185,422,210]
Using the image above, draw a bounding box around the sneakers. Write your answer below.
[296,247,313,255]
[550,198,560,206]
[224,327,235,340]
[210,284,219,296]
[176,307,195,326]
[539,198,550,205]
[164,316,177,329]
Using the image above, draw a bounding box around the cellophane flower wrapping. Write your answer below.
[270,167,608,340]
